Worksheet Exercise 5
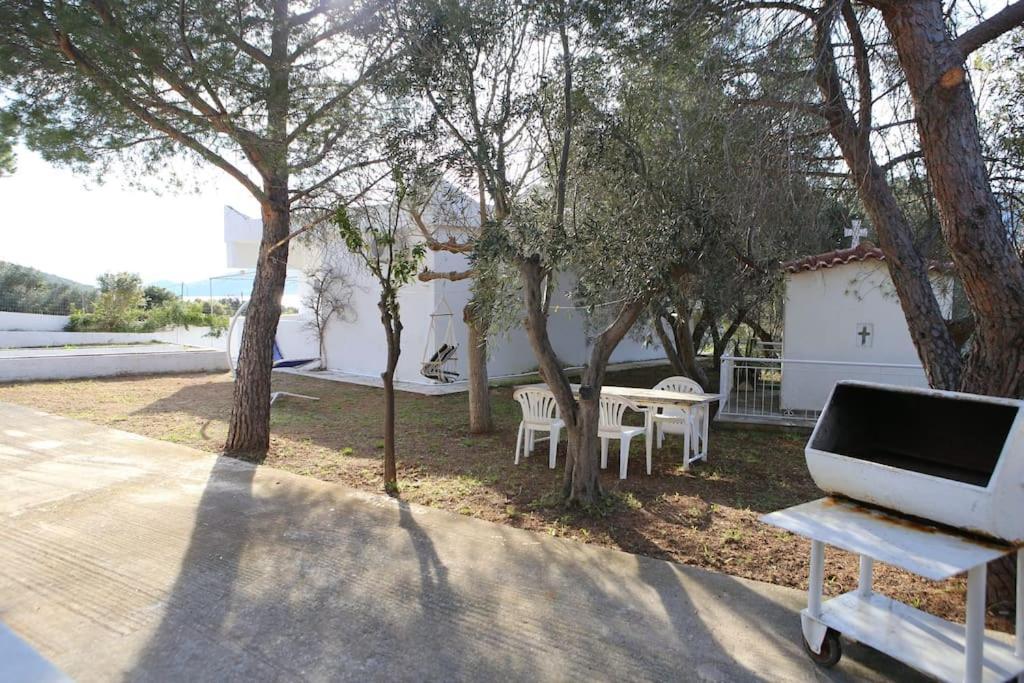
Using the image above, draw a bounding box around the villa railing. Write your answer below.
[717,355,928,425]
[754,341,783,357]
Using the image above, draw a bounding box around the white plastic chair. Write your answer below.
[512,388,564,469]
[647,376,708,470]
[598,396,648,479]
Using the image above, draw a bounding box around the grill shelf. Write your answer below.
[762,498,1023,683]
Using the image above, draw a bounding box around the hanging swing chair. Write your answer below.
[420,287,460,383]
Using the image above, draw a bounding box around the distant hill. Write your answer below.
[147,274,301,299]
[0,261,96,315]
[0,261,96,292]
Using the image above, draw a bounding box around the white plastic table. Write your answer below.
[515,383,721,469]
[762,497,1024,683]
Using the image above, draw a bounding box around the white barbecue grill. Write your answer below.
[763,381,1023,683]
[806,381,1024,544]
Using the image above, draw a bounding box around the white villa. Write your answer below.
[223,192,664,392]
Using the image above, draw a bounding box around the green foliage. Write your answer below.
[0,261,96,314]
[66,271,227,333]
[334,186,427,320]
[0,0,394,206]
[143,285,177,310]
[0,110,16,176]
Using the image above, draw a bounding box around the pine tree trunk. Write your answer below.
[224,193,290,458]
[878,0,1024,609]
[225,3,291,459]
[465,304,493,433]
[812,8,963,391]
[879,0,1024,398]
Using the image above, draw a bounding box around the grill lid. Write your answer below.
[809,383,1017,487]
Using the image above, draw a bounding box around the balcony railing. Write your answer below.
[717,355,929,426]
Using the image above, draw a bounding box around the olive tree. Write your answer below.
[473,5,700,505]
[302,253,353,370]
[379,0,548,433]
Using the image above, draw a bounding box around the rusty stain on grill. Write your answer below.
[822,494,1016,552]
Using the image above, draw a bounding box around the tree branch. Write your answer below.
[955,0,1024,57]
[735,97,826,118]
[43,17,264,201]
[418,268,475,282]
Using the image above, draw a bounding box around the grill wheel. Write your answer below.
[802,628,842,668]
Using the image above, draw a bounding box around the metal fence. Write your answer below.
[0,292,87,316]
[717,355,929,426]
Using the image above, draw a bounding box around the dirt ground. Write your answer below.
[0,366,1008,631]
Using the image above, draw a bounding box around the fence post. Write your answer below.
[718,355,732,419]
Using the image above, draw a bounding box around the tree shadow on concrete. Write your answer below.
[629,538,928,682]
[126,456,562,681]
[116,444,922,682]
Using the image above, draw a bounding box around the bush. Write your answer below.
[65,272,229,334]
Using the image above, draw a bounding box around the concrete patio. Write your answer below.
[0,401,927,682]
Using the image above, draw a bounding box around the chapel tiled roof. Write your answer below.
[781,242,953,273]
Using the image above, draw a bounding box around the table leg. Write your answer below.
[965,564,985,683]
[808,540,825,618]
[682,426,691,470]
[1016,548,1022,659]
[701,405,710,460]
[857,556,873,598]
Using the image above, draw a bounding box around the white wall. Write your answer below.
[318,246,665,386]
[781,262,952,411]
[224,205,315,270]
[0,348,227,382]
[225,315,319,367]
[485,274,664,379]
[317,252,439,384]
[0,327,227,350]
[0,312,70,332]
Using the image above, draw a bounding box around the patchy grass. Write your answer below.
[0,365,1006,630]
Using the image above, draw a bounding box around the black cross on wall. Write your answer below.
[857,324,872,346]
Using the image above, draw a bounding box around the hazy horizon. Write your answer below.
[1,146,262,285]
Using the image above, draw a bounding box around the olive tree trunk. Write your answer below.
[465,304,493,433]
[519,257,647,505]
[654,312,710,390]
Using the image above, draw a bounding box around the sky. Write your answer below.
[0,147,261,286]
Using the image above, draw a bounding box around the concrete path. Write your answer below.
[0,402,925,682]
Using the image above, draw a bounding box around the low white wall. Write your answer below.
[0,348,228,383]
[0,327,226,350]
[0,312,70,332]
